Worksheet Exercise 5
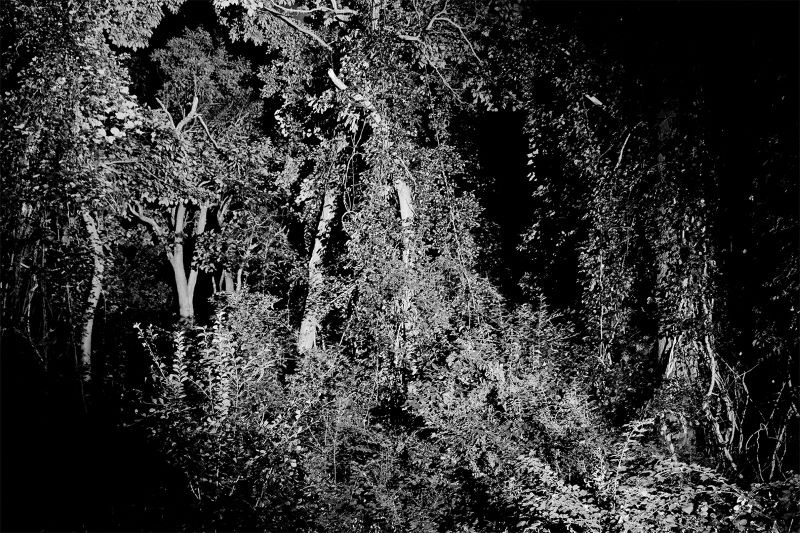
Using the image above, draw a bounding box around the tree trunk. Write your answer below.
[223,270,235,293]
[370,0,382,29]
[171,253,193,320]
[393,177,416,360]
[184,203,207,313]
[298,185,337,354]
[395,178,415,267]
[80,210,104,384]
[171,204,194,320]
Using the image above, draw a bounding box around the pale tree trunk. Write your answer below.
[185,203,207,310]
[170,252,193,320]
[127,94,210,321]
[169,204,193,320]
[167,203,207,320]
[370,0,382,29]
[298,185,337,354]
[80,210,104,384]
[217,270,236,293]
[393,177,416,360]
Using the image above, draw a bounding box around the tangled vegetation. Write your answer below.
[1,1,797,531]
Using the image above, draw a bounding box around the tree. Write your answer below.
[1,0,150,386]
[123,28,273,320]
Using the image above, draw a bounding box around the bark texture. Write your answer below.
[393,177,416,358]
[80,210,104,384]
[298,186,337,354]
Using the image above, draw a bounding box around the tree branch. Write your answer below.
[175,95,199,134]
[425,6,449,31]
[327,69,383,124]
[615,132,632,171]
[217,196,231,226]
[327,68,349,91]
[272,3,356,15]
[430,16,481,63]
[195,203,209,236]
[156,98,175,128]
[265,7,332,51]
[128,201,166,237]
[197,115,222,151]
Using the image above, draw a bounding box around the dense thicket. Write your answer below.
[1,1,797,532]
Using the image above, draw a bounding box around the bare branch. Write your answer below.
[431,16,481,63]
[155,98,175,128]
[615,132,632,171]
[397,33,421,42]
[419,43,460,100]
[175,96,199,134]
[127,201,166,237]
[197,115,222,151]
[265,8,332,51]
[585,94,604,107]
[327,68,349,91]
[425,7,448,31]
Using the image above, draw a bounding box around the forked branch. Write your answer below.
[128,201,166,237]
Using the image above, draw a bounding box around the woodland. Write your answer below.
[1,1,798,532]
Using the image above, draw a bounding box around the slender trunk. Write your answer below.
[80,210,104,384]
[395,178,414,267]
[171,253,193,319]
[218,270,235,293]
[393,178,415,359]
[185,204,208,311]
[223,270,235,293]
[171,204,193,320]
[298,186,337,354]
[370,0,382,29]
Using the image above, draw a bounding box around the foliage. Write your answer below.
[2,1,797,531]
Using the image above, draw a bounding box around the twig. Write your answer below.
[429,16,481,63]
[614,132,632,171]
[420,43,460,100]
[425,6,449,31]
[197,115,221,151]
